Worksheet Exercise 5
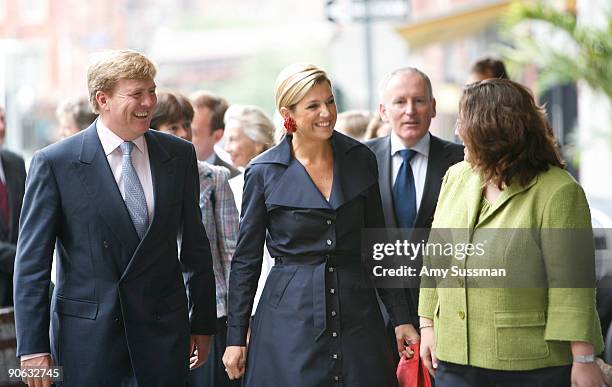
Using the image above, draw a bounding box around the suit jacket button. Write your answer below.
[458,311,465,320]
[103,241,109,249]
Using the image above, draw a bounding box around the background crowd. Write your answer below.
[0,47,610,387]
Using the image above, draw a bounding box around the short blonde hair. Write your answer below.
[87,49,157,113]
[335,110,371,140]
[274,63,331,113]
[224,104,275,151]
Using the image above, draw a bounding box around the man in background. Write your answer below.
[366,67,464,357]
[0,105,26,307]
[190,91,240,177]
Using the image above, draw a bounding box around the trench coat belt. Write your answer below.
[275,254,360,341]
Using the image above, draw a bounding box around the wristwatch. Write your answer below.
[573,354,596,364]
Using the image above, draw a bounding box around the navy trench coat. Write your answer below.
[227,131,411,387]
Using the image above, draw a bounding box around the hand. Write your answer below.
[571,362,608,387]
[189,334,212,370]
[223,346,247,380]
[420,324,437,377]
[21,354,53,387]
[395,323,420,359]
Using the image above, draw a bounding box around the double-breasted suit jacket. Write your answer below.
[13,123,216,386]
[226,131,410,387]
[366,134,464,326]
[0,149,26,306]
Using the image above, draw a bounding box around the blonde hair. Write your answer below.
[274,63,331,112]
[87,50,157,113]
[335,110,371,140]
[224,104,275,151]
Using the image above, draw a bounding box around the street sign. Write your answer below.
[326,0,410,23]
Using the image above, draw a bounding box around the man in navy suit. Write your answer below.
[366,67,464,353]
[0,105,26,307]
[13,50,216,387]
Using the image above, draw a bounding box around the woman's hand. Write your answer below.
[571,362,608,387]
[222,346,247,380]
[395,324,420,359]
[419,318,437,377]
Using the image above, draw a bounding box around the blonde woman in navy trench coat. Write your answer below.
[223,63,416,387]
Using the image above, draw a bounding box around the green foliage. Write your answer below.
[501,1,612,99]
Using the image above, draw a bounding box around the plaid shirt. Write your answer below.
[197,161,239,318]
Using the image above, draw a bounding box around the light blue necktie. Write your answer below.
[393,149,418,228]
[120,141,149,239]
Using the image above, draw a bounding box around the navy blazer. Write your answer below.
[366,133,464,326]
[227,131,410,346]
[13,123,216,386]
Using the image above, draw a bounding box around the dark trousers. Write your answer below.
[436,360,571,387]
[187,316,241,387]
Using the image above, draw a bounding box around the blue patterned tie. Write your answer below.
[120,142,149,239]
[393,149,418,228]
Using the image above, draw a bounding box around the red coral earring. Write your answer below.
[283,117,297,134]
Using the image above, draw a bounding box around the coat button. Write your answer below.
[332,331,338,337]
[334,376,340,382]
[332,353,338,359]
[103,241,109,249]
[331,310,337,317]
[458,311,465,320]
[328,267,334,273]
[326,219,332,225]
[326,239,332,246]
[330,288,335,294]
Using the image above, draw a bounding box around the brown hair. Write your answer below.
[470,57,508,80]
[150,92,194,130]
[459,79,564,188]
[189,90,229,133]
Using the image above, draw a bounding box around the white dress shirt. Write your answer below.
[96,119,155,221]
[390,131,430,214]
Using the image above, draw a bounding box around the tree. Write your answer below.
[501,1,612,99]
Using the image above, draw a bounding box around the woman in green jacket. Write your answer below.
[418,79,606,387]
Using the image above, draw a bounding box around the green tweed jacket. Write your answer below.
[418,161,604,371]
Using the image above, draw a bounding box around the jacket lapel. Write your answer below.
[475,176,538,227]
[328,132,376,210]
[121,131,175,279]
[265,137,331,210]
[263,132,376,211]
[414,136,447,228]
[372,137,397,227]
[75,125,140,257]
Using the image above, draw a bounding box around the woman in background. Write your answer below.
[151,91,240,387]
[223,104,275,316]
[56,97,97,138]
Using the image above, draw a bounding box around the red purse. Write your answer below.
[396,343,433,387]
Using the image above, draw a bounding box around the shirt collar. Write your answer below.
[96,118,146,156]
[205,152,216,164]
[390,129,430,158]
